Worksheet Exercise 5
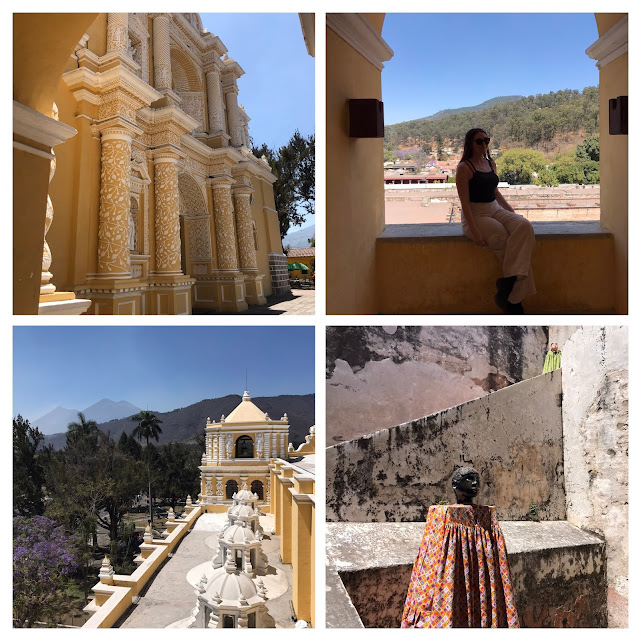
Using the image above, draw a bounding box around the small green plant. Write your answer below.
[436,497,450,505]
[527,503,540,521]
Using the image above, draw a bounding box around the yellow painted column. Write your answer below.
[292,477,314,625]
[279,466,295,564]
[233,180,266,305]
[209,175,248,311]
[152,154,182,275]
[273,464,283,536]
[96,127,133,278]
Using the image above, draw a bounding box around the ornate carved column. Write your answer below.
[224,86,244,148]
[152,14,172,91]
[207,172,248,312]
[232,176,266,305]
[96,125,134,278]
[107,13,128,53]
[211,176,239,270]
[205,66,225,133]
[152,152,182,275]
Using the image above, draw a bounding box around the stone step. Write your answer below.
[326,520,606,628]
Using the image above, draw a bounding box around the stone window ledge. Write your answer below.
[378,221,612,242]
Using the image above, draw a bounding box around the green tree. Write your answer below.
[436,133,445,160]
[308,235,315,247]
[13,416,46,517]
[576,134,600,162]
[131,410,163,448]
[495,148,546,185]
[253,131,315,239]
[383,150,397,163]
[156,443,200,509]
[66,412,98,448]
[535,167,559,187]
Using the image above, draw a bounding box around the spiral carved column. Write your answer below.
[224,89,244,148]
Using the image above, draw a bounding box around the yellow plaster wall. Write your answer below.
[376,232,615,314]
[595,14,628,314]
[250,176,273,295]
[326,19,387,314]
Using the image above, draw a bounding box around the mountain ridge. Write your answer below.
[42,393,315,452]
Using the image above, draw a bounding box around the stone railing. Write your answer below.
[81,501,203,628]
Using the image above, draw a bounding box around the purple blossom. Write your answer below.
[13,516,78,627]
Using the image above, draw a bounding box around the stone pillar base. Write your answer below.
[269,252,291,296]
[75,278,144,315]
[148,274,196,315]
[212,271,249,312]
[38,292,91,315]
[242,272,267,306]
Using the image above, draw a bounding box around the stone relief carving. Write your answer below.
[188,218,212,261]
[225,434,232,458]
[98,137,131,274]
[233,190,257,269]
[131,264,143,278]
[154,162,181,271]
[212,184,239,269]
[180,92,205,132]
[129,196,139,251]
[216,479,223,496]
[256,433,264,458]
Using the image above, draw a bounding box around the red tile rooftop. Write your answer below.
[287,247,315,257]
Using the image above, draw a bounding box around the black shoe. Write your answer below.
[495,276,517,311]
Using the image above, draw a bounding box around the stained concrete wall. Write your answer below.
[326,326,548,443]
[327,370,564,522]
[561,326,628,627]
[326,521,607,628]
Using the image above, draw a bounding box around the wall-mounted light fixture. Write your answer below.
[609,96,628,135]
[348,99,384,138]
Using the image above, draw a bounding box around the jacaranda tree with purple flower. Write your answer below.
[13,516,78,627]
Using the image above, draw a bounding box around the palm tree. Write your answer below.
[131,410,163,448]
[131,410,163,526]
[66,412,98,446]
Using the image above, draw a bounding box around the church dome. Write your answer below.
[223,522,256,544]
[231,503,254,519]
[206,567,258,602]
[234,489,257,502]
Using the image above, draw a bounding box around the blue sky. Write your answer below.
[201,14,314,150]
[13,326,315,423]
[382,13,600,124]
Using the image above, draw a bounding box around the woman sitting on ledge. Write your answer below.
[456,128,535,313]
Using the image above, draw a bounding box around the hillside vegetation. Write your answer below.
[385,87,599,151]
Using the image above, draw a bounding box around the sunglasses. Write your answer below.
[474,137,491,145]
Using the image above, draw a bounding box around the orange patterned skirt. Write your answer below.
[401,504,519,628]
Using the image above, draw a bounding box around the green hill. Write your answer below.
[420,95,523,122]
[385,87,599,150]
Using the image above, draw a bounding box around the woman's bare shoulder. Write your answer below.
[456,161,471,174]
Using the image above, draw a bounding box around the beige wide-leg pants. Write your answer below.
[462,200,536,304]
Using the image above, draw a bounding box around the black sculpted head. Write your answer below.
[452,466,481,505]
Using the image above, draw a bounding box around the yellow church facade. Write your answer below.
[14,13,290,315]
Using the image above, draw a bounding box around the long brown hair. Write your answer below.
[461,128,491,163]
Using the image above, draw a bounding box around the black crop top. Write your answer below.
[465,160,499,203]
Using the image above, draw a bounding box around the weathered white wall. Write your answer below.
[561,326,628,627]
[326,326,549,443]
[327,370,565,523]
